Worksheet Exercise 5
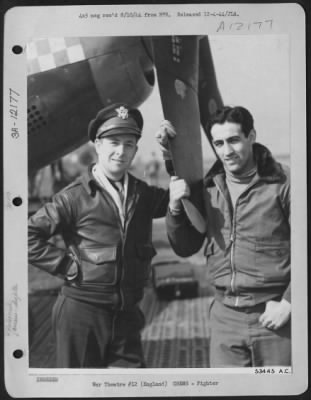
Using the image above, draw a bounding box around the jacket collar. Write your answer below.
[80,165,140,227]
[80,164,101,195]
[80,164,139,196]
[204,143,287,188]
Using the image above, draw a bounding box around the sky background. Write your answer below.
[138,35,290,166]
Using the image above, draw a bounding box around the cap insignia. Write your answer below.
[116,106,129,120]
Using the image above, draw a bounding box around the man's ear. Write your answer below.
[94,138,101,155]
[132,138,139,156]
[249,129,256,143]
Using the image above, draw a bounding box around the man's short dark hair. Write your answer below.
[206,106,254,142]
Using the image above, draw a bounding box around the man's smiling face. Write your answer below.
[211,121,256,175]
[95,134,138,180]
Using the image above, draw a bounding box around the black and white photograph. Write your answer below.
[3,3,308,398]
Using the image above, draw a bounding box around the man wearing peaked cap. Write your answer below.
[28,103,169,368]
[88,103,144,142]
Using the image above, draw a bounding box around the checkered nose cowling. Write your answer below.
[27,38,86,75]
[27,36,153,172]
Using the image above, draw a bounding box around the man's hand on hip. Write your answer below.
[259,298,291,330]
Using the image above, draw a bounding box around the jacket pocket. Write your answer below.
[79,246,118,285]
[204,239,230,286]
[255,240,290,284]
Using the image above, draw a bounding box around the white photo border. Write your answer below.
[3,3,308,398]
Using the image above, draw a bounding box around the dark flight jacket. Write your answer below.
[28,168,169,309]
[167,143,291,308]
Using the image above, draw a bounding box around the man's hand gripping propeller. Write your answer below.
[156,120,206,233]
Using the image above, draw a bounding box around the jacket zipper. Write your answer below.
[98,188,125,310]
[226,179,259,304]
[119,182,138,310]
[99,186,133,343]
[229,223,237,299]
[214,180,237,297]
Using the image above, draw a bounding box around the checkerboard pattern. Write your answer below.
[27,37,86,75]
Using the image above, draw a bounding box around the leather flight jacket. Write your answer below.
[28,168,169,309]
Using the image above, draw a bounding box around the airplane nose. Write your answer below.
[82,37,154,108]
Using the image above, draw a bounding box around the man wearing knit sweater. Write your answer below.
[157,106,291,367]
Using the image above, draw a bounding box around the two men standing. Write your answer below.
[29,103,291,368]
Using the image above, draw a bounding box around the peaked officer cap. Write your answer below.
[88,103,143,142]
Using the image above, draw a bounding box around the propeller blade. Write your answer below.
[181,198,206,234]
[153,36,206,233]
[198,36,223,145]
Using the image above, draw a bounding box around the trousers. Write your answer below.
[209,299,291,367]
[51,294,146,368]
